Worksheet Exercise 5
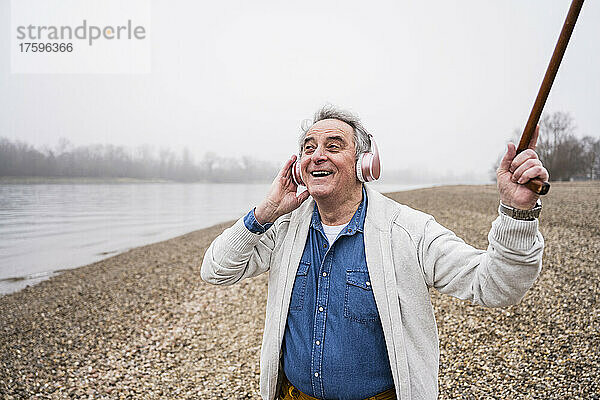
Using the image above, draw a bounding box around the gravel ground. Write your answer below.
[1,182,598,399]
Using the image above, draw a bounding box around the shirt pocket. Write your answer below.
[344,270,379,323]
[289,260,310,311]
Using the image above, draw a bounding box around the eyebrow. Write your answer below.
[303,134,346,146]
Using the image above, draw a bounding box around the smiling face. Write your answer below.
[300,119,363,203]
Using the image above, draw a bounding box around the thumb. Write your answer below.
[296,189,310,205]
[498,142,516,172]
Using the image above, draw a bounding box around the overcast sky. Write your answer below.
[1,0,598,181]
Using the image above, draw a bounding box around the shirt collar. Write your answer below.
[310,186,367,235]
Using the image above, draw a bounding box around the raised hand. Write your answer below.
[496,126,550,210]
[254,155,310,224]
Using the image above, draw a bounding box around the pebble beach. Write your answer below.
[1,182,598,399]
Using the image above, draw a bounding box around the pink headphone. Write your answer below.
[291,134,381,186]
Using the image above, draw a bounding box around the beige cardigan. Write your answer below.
[201,186,544,399]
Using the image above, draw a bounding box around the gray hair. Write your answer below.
[298,105,371,158]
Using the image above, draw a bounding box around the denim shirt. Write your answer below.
[245,188,394,399]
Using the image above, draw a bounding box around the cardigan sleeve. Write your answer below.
[200,216,277,286]
[420,210,544,307]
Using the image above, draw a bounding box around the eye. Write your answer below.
[304,144,315,154]
[327,143,340,150]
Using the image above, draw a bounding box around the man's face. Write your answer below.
[300,119,361,201]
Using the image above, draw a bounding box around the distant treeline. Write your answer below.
[492,112,600,181]
[0,138,278,182]
[0,137,486,185]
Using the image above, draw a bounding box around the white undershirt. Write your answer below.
[322,223,348,245]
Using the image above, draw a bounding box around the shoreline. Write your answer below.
[0,176,491,185]
[0,177,276,184]
[0,182,436,297]
[0,176,175,184]
[1,182,598,398]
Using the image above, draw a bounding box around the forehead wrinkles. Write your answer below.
[305,126,351,141]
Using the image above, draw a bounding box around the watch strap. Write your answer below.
[499,201,542,221]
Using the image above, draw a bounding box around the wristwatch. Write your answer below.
[499,201,542,221]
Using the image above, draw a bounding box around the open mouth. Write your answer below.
[311,171,333,177]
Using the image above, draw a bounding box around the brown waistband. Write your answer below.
[279,375,396,400]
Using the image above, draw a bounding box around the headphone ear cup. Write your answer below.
[357,152,380,182]
[291,160,304,186]
[356,154,366,182]
[362,153,374,182]
[358,135,381,182]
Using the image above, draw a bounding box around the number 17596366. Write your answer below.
[19,42,73,52]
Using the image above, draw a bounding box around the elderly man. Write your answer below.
[201,106,547,400]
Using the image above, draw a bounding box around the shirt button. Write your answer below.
[322,272,327,277]
[314,372,319,377]
[318,306,324,312]
[323,243,327,249]
[366,281,371,286]
[315,340,320,345]
[348,229,353,233]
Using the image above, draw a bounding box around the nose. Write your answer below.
[311,145,327,163]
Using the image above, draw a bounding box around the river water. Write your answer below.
[0,182,424,295]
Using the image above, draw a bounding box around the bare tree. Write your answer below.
[582,136,600,180]
[536,112,587,181]
[490,112,598,182]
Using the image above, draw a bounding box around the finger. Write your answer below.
[534,166,549,182]
[295,189,310,204]
[279,154,297,178]
[498,142,517,172]
[510,149,539,173]
[527,125,540,150]
[517,165,548,184]
[511,158,542,182]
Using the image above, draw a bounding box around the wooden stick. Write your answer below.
[517,0,584,196]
